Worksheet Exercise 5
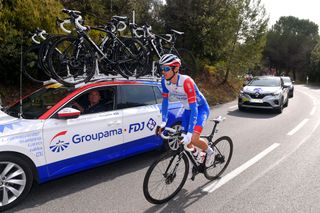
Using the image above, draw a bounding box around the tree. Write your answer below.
[264,16,319,81]
[0,0,63,85]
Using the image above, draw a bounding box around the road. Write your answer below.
[7,84,320,213]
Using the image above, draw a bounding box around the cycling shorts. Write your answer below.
[181,104,210,134]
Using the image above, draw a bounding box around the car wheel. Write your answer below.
[284,97,289,107]
[0,154,33,211]
[162,123,182,151]
[275,99,284,114]
[238,105,245,112]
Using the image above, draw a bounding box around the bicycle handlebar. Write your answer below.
[75,16,87,31]
[160,127,177,140]
[57,17,72,34]
[31,34,41,44]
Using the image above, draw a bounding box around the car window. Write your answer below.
[153,86,163,104]
[5,84,74,119]
[118,85,157,109]
[248,77,281,87]
[67,86,117,115]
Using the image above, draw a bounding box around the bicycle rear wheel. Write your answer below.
[48,36,96,87]
[115,38,148,78]
[204,136,233,180]
[143,151,189,204]
[38,35,64,77]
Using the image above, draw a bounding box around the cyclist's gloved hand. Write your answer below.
[156,122,166,136]
[180,132,192,145]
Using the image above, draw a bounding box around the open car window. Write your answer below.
[5,84,74,119]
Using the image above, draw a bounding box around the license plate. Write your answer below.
[250,99,263,103]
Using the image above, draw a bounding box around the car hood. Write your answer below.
[243,86,281,94]
[0,110,44,137]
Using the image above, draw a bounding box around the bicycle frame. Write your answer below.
[77,28,136,65]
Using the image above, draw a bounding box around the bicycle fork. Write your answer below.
[163,152,183,184]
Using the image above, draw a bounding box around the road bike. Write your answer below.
[143,116,233,204]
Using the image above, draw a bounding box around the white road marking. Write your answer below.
[229,105,238,109]
[203,143,280,193]
[287,119,309,136]
[310,107,316,115]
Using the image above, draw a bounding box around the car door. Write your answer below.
[118,84,162,155]
[42,86,124,177]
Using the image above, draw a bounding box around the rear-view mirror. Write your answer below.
[57,107,80,119]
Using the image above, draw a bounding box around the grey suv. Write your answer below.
[238,76,289,113]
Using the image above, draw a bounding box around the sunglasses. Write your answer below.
[160,66,175,72]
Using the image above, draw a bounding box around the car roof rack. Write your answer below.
[42,62,162,88]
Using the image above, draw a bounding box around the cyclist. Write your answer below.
[157,54,215,167]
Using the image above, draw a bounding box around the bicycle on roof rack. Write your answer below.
[129,23,197,77]
[46,9,149,87]
[143,116,233,204]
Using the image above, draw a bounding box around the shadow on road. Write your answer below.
[143,179,218,213]
[7,150,163,213]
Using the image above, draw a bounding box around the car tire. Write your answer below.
[238,105,245,112]
[275,99,284,114]
[0,154,33,212]
[290,90,294,98]
[284,97,289,107]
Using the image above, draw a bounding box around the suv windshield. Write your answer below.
[4,84,74,119]
[248,77,281,87]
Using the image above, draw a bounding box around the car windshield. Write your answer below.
[281,77,291,83]
[3,84,74,119]
[248,77,281,87]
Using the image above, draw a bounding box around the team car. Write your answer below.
[0,79,184,211]
[238,76,289,113]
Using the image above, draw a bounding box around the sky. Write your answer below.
[260,0,320,28]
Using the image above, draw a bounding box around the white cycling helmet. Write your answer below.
[159,54,181,67]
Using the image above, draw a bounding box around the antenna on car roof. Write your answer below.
[19,35,23,119]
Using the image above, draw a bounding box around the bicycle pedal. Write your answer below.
[191,167,198,181]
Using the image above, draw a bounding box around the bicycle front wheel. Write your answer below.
[48,36,96,87]
[204,136,233,180]
[143,151,189,204]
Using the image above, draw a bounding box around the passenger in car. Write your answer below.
[73,90,105,114]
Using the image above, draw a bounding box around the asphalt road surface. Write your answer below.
[7,84,320,213]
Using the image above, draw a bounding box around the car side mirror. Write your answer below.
[292,81,295,83]
[57,107,80,119]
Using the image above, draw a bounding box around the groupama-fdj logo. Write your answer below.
[49,131,70,153]
[50,128,122,153]
[129,118,156,133]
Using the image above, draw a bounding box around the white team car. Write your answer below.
[0,80,183,211]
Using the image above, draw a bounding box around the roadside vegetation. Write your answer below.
[0,0,319,106]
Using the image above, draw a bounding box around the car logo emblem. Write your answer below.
[255,92,260,97]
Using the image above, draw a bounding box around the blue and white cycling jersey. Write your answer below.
[161,74,210,134]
